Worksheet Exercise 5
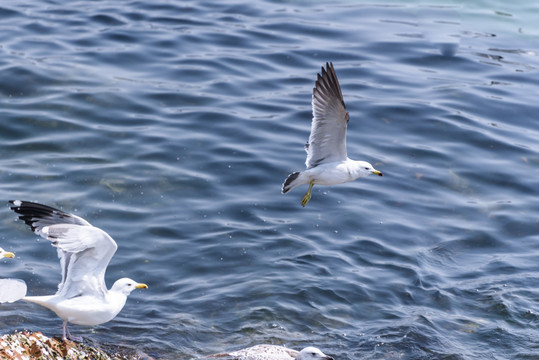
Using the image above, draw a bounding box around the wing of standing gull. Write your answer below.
[10,200,116,299]
[7,200,147,342]
[305,62,350,169]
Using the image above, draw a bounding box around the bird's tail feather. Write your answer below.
[282,171,305,194]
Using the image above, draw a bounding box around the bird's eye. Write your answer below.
[364,167,369,170]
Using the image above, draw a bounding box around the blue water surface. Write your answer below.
[0,1,538,359]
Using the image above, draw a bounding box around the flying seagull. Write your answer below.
[282,62,383,206]
[8,200,148,342]
[208,344,334,360]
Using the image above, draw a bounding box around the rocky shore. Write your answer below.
[0,332,147,360]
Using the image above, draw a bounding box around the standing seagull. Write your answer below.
[8,200,148,342]
[282,62,383,206]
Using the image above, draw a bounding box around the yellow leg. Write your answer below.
[301,180,315,207]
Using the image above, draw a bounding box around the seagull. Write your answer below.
[0,278,27,303]
[0,246,26,303]
[208,344,334,360]
[8,200,148,342]
[0,247,14,259]
[282,62,383,206]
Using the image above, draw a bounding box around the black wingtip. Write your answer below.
[314,61,345,110]
[322,61,333,73]
[8,200,64,233]
[9,200,61,213]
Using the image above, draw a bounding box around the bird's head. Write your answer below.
[0,248,14,259]
[357,161,383,177]
[112,278,148,295]
[297,347,334,360]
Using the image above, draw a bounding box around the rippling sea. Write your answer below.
[0,1,538,359]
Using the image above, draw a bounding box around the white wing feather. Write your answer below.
[10,200,117,299]
[42,224,117,298]
[305,62,350,169]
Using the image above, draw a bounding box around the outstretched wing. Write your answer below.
[305,62,350,169]
[9,200,117,299]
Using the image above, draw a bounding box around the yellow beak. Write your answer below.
[136,283,148,289]
[372,170,383,177]
[2,252,14,258]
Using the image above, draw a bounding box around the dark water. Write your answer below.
[0,1,538,359]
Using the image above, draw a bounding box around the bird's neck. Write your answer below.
[106,291,128,312]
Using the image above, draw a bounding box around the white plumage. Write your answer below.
[209,344,334,360]
[8,200,148,341]
[282,62,383,206]
[0,246,27,303]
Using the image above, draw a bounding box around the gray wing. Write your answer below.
[10,200,117,299]
[305,62,350,169]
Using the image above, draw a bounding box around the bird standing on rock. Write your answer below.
[6,200,148,342]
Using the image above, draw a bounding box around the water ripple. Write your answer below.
[0,1,538,359]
